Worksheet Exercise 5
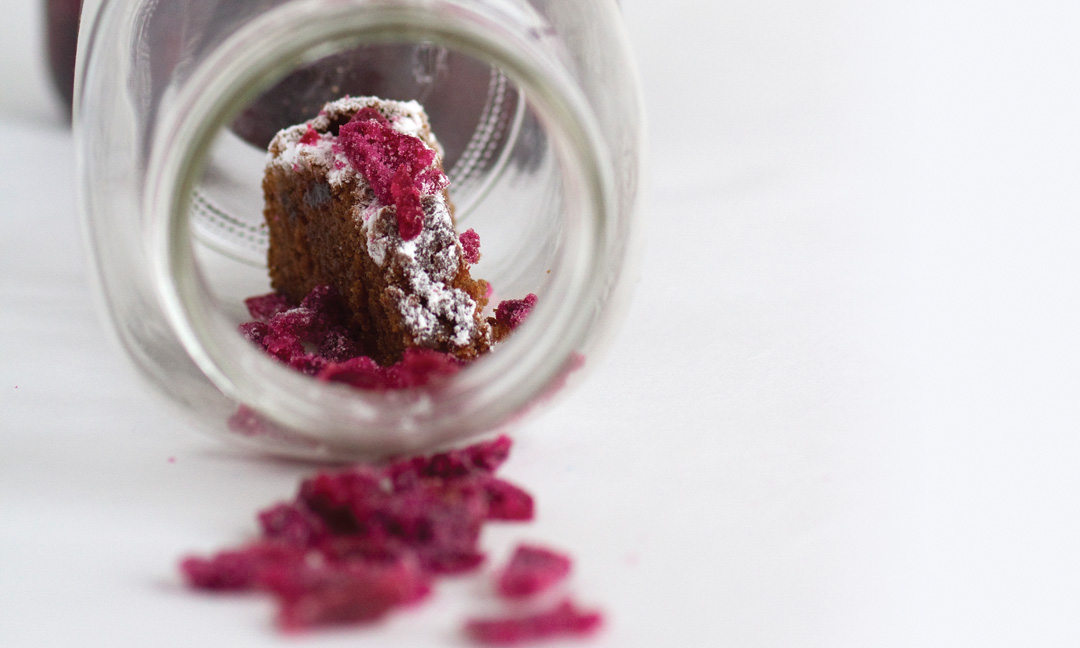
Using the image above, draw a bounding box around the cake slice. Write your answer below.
[262,97,492,366]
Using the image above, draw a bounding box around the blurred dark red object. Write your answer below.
[46,0,82,115]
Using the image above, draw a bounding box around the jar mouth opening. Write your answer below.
[146,0,615,458]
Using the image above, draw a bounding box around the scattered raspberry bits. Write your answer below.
[496,294,538,331]
[464,600,603,646]
[497,544,572,599]
[181,436,530,630]
[489,293,539,342]
[179,436,603,643]
[460,228,482,264]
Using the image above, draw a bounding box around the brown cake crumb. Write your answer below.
[263,96,493,365]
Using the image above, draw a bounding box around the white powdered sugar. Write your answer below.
[374,194,482,348]
[265,96,486,351]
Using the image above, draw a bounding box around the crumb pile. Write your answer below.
[238,282,536,390]
[239,285,462,390]
[180,437,602,643]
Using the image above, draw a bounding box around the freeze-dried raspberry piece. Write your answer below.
[317,355,384,389]
[337,109,447,241]
[238,321,269,344]
[464,600,603,645]
[299,283,347,323]
[350,106,390,128]
[298,468,385,535]
[481,477,534,521]
[421,551,486,575]
[180,542,305,591]
[244,292,292,321]
[338,111,440,205]
[287,352,328,376]
[263,559,431,631]
[261,328,304,363]
[298,123,320,146]
[317,327,361,362]
[385,348,462,388]
[459,228,481,264]
[495,294,538,331]
[388,434,512,487]
[467,435,513,472]
[266,307,315,341]
[227,405,269,437]
[390,164,424,240]
[318,348,460,390]
[496,545,572,599]
[259,503,328,548]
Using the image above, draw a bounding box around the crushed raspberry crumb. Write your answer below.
[495,294,538,331]
[350,106,391,127]
[387,434,512,485]
[496,545,572,599]
[227,405,269,437]
[337,109,447,241]
[460,228,482,264]
[298,123,320,146]
[319,348,462,390]
[390,165,424,240]
[265,558,431,631]
[180,541,304,591]
[464,600,603,645]
[480,477,534,521]
[244,292,291,321]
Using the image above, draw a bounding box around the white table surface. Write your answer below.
[4,1,1080,646]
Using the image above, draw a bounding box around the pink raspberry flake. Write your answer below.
[264,559,431,631]
[388,434,512,486]
[317,348,461,391]
[298,123,320,146]
[495,294,538,331]
[180,541,305,591]
[464,600,603,645]
[460,228,482,264]
[480,477,535,521]
[390,164,425,240]
[259,502,329,547]
[244,292,291,321]
[238,320,269,344]
[337,109,445,241]
[350,106,391,128]
[496,545,572,599]
[226,405,271,437]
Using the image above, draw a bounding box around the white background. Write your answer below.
[4,1,1080,646]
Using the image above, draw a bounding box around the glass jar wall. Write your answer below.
[75,0,644,459]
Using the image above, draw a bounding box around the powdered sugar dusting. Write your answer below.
[371,193,481,348]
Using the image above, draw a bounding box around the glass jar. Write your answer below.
[75,0,644,459]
